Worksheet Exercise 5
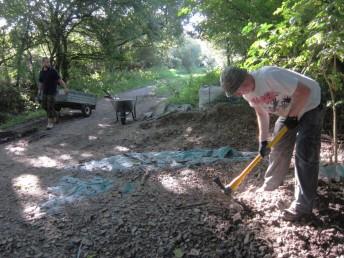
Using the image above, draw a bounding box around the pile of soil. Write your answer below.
[0,98,343,258]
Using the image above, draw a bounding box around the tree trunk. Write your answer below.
[61,35,69,81]
[323,69,338,164]
[226,41,231,66]
[15,18,30,87]
[0,30,11,82]
[329,86,338,163]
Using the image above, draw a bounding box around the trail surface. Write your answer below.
[0,86,343,258]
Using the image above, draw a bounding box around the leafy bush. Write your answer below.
[0,81,25,123]
[67,66,180,96]
[168,68,221,106]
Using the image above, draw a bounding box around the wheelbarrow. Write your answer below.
[111,97,137,125]
[104,90,137,125]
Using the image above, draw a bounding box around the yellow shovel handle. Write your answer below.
[227,126,288,191]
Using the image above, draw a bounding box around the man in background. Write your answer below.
[38,57,68,129]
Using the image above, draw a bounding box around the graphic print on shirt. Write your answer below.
[249,91,292,114]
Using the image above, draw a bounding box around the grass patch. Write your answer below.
[166,69,221,106]
[0,109,45,130]
[67,67,200,96]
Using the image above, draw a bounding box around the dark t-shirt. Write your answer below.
[39,67,60,95]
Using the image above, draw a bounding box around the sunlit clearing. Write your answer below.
[28,156,58,168]
[114,146,130,152]
[98,123,111,128]
[183,12,205,34]
[12,174,45,219]
[158,169,200,194]
[88,135,98,140]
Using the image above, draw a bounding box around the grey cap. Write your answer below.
[220,67,248,96]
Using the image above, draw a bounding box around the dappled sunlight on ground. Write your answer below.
[5,140,28,156]
[157,168,209,194]
[80,152,93,158]
[27,156,60,168]
[114,145,130,152]
[320,140,344,163]
[183,126,204,144]
[12,174,43,197]
[12,174,46,220]
[98,123,111,128]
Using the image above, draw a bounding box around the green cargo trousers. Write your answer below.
[42,94,57,119]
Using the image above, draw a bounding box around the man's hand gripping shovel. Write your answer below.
[213,126,288,196]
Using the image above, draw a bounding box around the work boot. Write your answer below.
[282,207,312,222]
[256,183,279,192]
[46,118,54,130]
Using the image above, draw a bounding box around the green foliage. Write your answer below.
[168,69,221,106]
[168,37,202,71]
[67,67,187,96]
[241,0,344,161]
[0,109,45,129]
[195,0,283,64]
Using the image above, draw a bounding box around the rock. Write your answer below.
[131,227,137,234]
[173,248,184,258]
[216,248,227,256]
[276,237,283,246]
[103,211,111,218]
[259,246,267,253]
[189,248,200,256]
[71,237,81,245]
[233,212,242,223]
[82,238,93,247]
[65,230,73,236]
[117,218,124,226]
[244,233,250,245]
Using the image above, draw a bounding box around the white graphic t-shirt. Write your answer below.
[243,66,321,118]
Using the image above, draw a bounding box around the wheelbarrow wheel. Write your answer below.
[120,112,126,125]
[81,104,92,117]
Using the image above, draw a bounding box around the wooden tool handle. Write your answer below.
[226,126,288,191]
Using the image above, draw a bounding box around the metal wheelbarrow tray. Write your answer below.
[55,89,97,117]
[110,97,137,125]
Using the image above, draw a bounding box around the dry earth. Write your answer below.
[0,86,343,258]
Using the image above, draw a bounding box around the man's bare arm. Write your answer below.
[254,105,270,142]
[58,78,68,93]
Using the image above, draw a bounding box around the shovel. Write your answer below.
[213,126,288,196]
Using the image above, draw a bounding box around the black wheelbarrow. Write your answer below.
[103,90,137,125]
[111,98,137,124]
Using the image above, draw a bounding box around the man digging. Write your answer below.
[220,66,323,221]
[38,57,68,130]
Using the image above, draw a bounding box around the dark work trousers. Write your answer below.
[263,104,323,213]
[42,94,57,119]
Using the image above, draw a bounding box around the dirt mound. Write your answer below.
[138,103,258,152]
